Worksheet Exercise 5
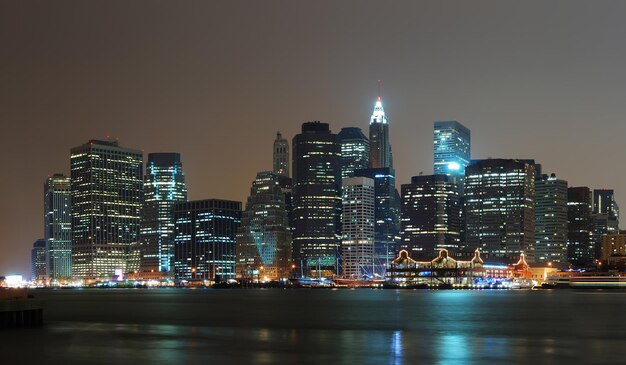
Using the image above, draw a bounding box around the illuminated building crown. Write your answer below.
[369,96,388,125]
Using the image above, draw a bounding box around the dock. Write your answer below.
[0,289,44,328]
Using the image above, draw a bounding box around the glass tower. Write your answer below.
[31,239,47,283]
[173,199,241,282]
[535,174,568,263]
[338,127,370,180]
[70,139,143,281]
[464,159,536,261]
[236,171,293,281]
[292,122,342,277]
[44,173,72,282]
[400,174,460,259]
[567,187,595,267]
[139,153,187,277]
[433,121,471,187]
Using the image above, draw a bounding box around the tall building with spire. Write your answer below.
[369,95,392,169]
[273,132,289,177]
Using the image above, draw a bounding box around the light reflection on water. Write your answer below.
[2,289,626,364]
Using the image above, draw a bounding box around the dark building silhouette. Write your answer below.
[568,187,595,267]
[273,132,290,177]
[292,122,341,277]
[401,175,460,259]
[139,153,187,278]
[173,199,241,282]
[31,239,47,282]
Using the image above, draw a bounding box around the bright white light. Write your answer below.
[448,162,461,171]
[6,275,24,288]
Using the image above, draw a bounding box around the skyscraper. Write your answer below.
[433,121,471,186]
[465,159,536,261]
[369,96,392,169]
[534,174,568,263]
[354,167,401,276]
[44,174,72,281]
[592,189,620,258]
[174,199,241,282]
[341,177,375,279]
[236,171,293,281]
[337,127,370,179]
[292,122,341,277]
[139,153,187,278]
[568,187,595,267]
[273,132,289,177]
[70,139,143,281]
[400,175,460,259]
[31,239,47,283]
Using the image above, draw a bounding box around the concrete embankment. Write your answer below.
[0,289,44,328]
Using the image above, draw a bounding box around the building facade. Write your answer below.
[337,127,370,180]
[173,199,241,282]
[273,132,290,177]
[236,172,293,281]
[534,174,568,263]
[354,167,401,277]
[567,187,595,267]
[400,175,460,259]
[600,232,626,261]
[464,159,536,261]
[433,121,471,187]
[44,173,72,281]
[292,122,342,277]
[70,139,143,281]
[31,239,47,283]
[592,189,619,258]
[341,177,375,279]
[139,153,187,278]
[369,96,393,169]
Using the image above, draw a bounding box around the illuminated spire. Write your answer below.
[370,80,387,125]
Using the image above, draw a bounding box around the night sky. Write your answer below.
[2,0,626,275]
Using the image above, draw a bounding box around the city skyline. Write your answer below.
[3,1,626,276]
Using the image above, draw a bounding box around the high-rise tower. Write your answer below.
[369,95,392,169]
[44,173,72,281]
[70,139,143,281]
[341,177,375,279]
[338,127,370,180]
[568,187,595,267]
[433,121,471,186]
[273,132,290,177]
[139,153,187,278]
[292,122,342,277]
[535,174,568,263]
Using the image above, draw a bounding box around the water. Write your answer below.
[1,288,625,364]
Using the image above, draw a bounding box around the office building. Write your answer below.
[139,153,187,278]
[341,177,375,279]
[173,199,241,282]
[338,127,370,179]
[592,189,620,258]
[70,139,143,281]
[400,175,460,259]
[354,167,401,276]
[31,239,47,282]
[44,173,72,281]
[534,174,568,263]
[292,122,342,276]
[567,187,595,267]
[236,172,293,281]
[464,159,536,261]
[433,121,471,187]
[600,232,626,261]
